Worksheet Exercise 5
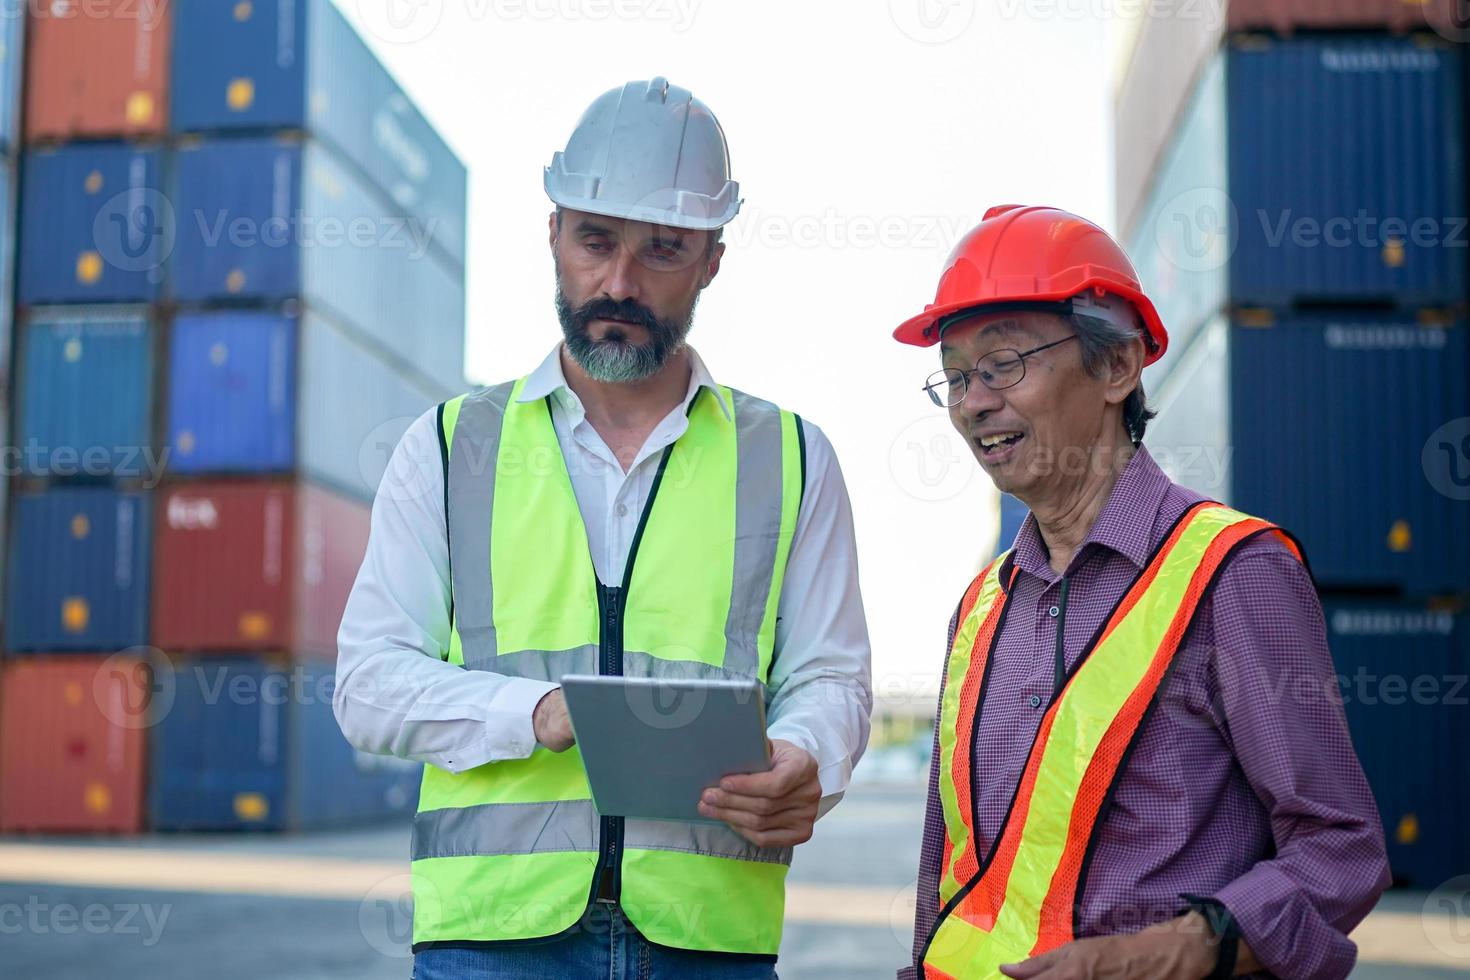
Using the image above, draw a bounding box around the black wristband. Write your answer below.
[1181,894,1240,980]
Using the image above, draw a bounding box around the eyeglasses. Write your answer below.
[922,335,1077,407]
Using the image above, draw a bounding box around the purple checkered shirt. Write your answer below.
[900,448,1389,980]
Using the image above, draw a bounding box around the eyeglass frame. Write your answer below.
[922,334,1078,407]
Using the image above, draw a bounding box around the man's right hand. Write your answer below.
[532,688,575,751]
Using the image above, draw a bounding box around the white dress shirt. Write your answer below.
[335,343,873,806]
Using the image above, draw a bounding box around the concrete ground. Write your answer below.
[0,780,1466,979]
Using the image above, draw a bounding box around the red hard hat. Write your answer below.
[893,204,1168,365]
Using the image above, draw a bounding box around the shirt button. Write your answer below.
[1029,695,1042,709]
[616,503,628,517]
[1048,605,1060,618]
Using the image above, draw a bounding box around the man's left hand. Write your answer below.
[998,912,1219,980]
[697,739,821,848]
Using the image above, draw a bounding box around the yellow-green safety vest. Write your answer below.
[411,375,805,956]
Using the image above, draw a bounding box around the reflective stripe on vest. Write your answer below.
[411,376,804,955]
[921,501,1305,979]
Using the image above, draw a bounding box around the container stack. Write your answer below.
[0,0,463,833]
[1116,0,1470,885]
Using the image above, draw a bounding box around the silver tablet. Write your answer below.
[560,674,770,823]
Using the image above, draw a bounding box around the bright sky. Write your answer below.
[339,0,1119,705]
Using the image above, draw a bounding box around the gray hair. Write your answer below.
[1069,313,1157,446]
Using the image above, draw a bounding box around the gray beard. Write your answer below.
[555,285,698,384]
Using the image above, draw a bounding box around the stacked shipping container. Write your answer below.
[1116,0,1470,883]
[0,0,461,832]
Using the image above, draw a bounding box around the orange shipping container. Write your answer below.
[24,0,171,140]
[151,480,370,657]
[1227,0,1469,34]
[0,656,149,833]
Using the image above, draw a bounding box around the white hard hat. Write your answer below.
[544,77,741,231]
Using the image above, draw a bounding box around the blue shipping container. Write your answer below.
[0,155,13,379]
[166,309,445,500]
[17,309,155,477]
[994,493,1029,559]
[150,659,419,830]
[5,487,152,651]
[1323,599,1470,886]
[1146,311,1470,594]
[0,2,23,154]
[170,0,466,269]
[165,310,295,473]
[1130,35,1466,353]
[19,144,168,304]
[1228,37,1466,307]
[170,136,465,394]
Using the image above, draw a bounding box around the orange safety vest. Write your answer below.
[920,501,1305,979]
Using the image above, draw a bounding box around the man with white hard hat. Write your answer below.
[335,77,873,978]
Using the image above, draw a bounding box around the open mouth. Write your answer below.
[976,431,1024,459]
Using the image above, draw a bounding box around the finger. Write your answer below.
[999,946,1067,978]
[719,763,803,797]
[701,786,814,815]
[697,800,811,832]
[699,793,812,823]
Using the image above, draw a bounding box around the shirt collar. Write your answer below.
[518,343,733,421]
[1004,447,1172,586]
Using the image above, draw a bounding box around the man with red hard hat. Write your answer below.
[895,206,1387,980]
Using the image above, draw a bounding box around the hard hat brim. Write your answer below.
[894,284,1169,366]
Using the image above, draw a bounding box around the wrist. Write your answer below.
[1180,895,1240,980]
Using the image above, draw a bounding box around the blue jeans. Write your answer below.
[412,903,779,980]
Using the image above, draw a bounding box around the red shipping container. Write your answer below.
[1227,0,1468,34]
[151,480,369,657]
[0,656,149,833]
[25,0,172,140]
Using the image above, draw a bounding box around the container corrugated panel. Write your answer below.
[1231,314,1470,593]
[1322,599,1470,886]
[17,309,154,477]
[163,309,444,497]
[151,480,369,656]
[149,658,287,830]
[24,0,170,140]
[166,310,296,474]
[1228,37,1466,307]
[1113,0,1224,242]
[170,136,465,393]
[1126,55,1230,385]
[150,659,417,830]
[19,144,166,304]
[170,0,467,268]
[1228,0,1470,34]
[0,2,24,153]
[297,309,447,500]
[0,155,14,380]
[1147,312,1469,593]
[0,656,149,832]
[289,664,419,828]
[5,487,152,651]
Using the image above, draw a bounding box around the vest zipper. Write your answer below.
[595,581,625,903]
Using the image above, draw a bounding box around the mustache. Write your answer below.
[568,297,664,336]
